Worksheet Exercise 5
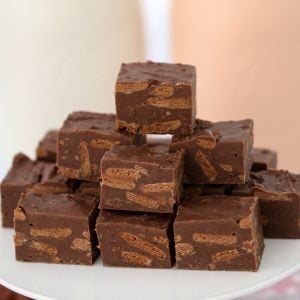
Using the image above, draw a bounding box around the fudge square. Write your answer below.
[57,111,145,182]
[96,210,174,268]
[232,170,300,238]
[174,195,264,271]
[170,119,253,184]
[115,61,196,135]
[100,144,184,213]
[14,192,99,265]
[0,153,64,228]
[251,147,277,172]
[36,130,58,162]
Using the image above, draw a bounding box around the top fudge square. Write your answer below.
[57,111,144,182]
[115,61,196,135]
[170,119,253,184]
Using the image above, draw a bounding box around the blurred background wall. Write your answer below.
[1,0,300,177]
[0,0,144,177]
[172,0,300,173]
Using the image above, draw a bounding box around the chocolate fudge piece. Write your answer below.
[115,61,196,135]
[14,192,99,265]
[76,181,100,197]
[36,130,58,162]
[1,155,74,228]
[57,111,145,182]
[170,119,253,184]
[232,170,300,238]
[100,145,184,213]
[1,154,47,228]
[174,196,264,271]
[96,210,174,268]
[251,147,277,172]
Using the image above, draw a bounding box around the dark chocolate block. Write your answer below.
[57,111,145,182]
[251,147,277,172]
[115,61,196,135]
[76,181,100,197]
[14,192,99,265]
[36,130,58,162]
[96,210,174,268]
[170,119,253,184]
[232,170,300,238]
[174,196,264,271]
[100,145,184,213]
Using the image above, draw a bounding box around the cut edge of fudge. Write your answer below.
[174,195,264,271]
[14,192,100,265]
[170,118,254,184]
[96,209,175,268]
[100,144,184,213]
[57,111,145,182]
[115,61,196,135]
[232,170,300,238]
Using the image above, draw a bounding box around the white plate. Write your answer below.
[1,227,300,300]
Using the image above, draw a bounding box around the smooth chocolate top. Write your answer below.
[172,119,253,142]
[97,210,172,230]
[253,148,276,163]
[117,61,196,84]
[103,144,183,169]
[61,111,120,134]
[36,130,58,155]
[18,193,98,218]
[176,195,257,222]
[2,153,42,186]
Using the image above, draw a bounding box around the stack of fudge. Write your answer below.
[1,61,298,272]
